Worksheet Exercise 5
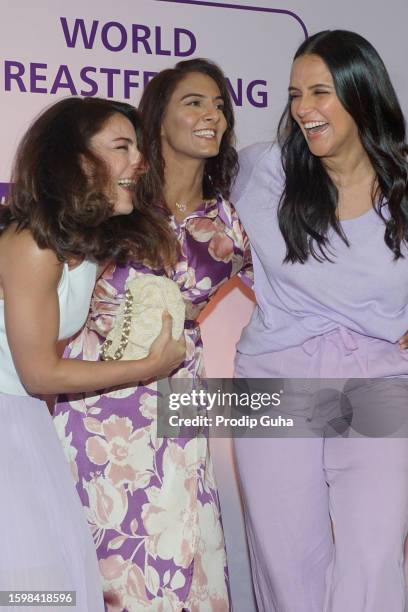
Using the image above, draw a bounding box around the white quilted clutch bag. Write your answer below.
[101,274,185,360]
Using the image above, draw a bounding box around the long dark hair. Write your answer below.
[277,30,408,263]
[0,97,177,267]
[137,58,238,211]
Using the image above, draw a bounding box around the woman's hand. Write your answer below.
[145,311,186,379]
[399,331,408,350]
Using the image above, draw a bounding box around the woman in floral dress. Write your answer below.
[54,59,252,611]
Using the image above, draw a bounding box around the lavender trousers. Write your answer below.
[234,328,408,612]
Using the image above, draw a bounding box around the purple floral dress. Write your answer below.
[53,197,252,612]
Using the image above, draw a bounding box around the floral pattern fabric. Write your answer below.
[53,197,253,611]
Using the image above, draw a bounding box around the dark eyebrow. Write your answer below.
[288,83,333,92]
[112,137,133,143]
[309,83,333,89]
[180,92,224,101]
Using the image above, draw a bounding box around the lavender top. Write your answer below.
[232,142,408,355]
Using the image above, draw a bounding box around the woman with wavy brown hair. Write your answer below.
[0,96,185,610]
[54,59,252,611]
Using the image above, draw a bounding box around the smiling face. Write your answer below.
[289,54,362,163]
[160,71,228,164]
[88,112,143,216]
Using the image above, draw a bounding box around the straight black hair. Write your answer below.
[277,30,408,263]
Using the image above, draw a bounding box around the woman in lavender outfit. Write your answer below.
[54,59,252,611]
[232,30,408,611]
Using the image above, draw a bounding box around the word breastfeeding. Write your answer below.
[4,62,268,107]
[168,389,282,411]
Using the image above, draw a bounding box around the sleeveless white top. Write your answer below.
[0,260,97,395]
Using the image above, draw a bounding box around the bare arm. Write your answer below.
[2,230,185,395]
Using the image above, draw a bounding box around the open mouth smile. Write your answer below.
[117,178,137,190]
[193,129,216,139]
[303,121,329,136]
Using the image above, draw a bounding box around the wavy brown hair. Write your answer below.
[137,58,238,213]
[0,97,177,267]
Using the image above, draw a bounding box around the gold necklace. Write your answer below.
[175,201,187,212]
[174,197,215,215]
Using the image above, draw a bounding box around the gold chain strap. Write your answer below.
[101,288,134,361]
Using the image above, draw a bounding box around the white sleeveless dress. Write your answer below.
[0,260,104,611]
